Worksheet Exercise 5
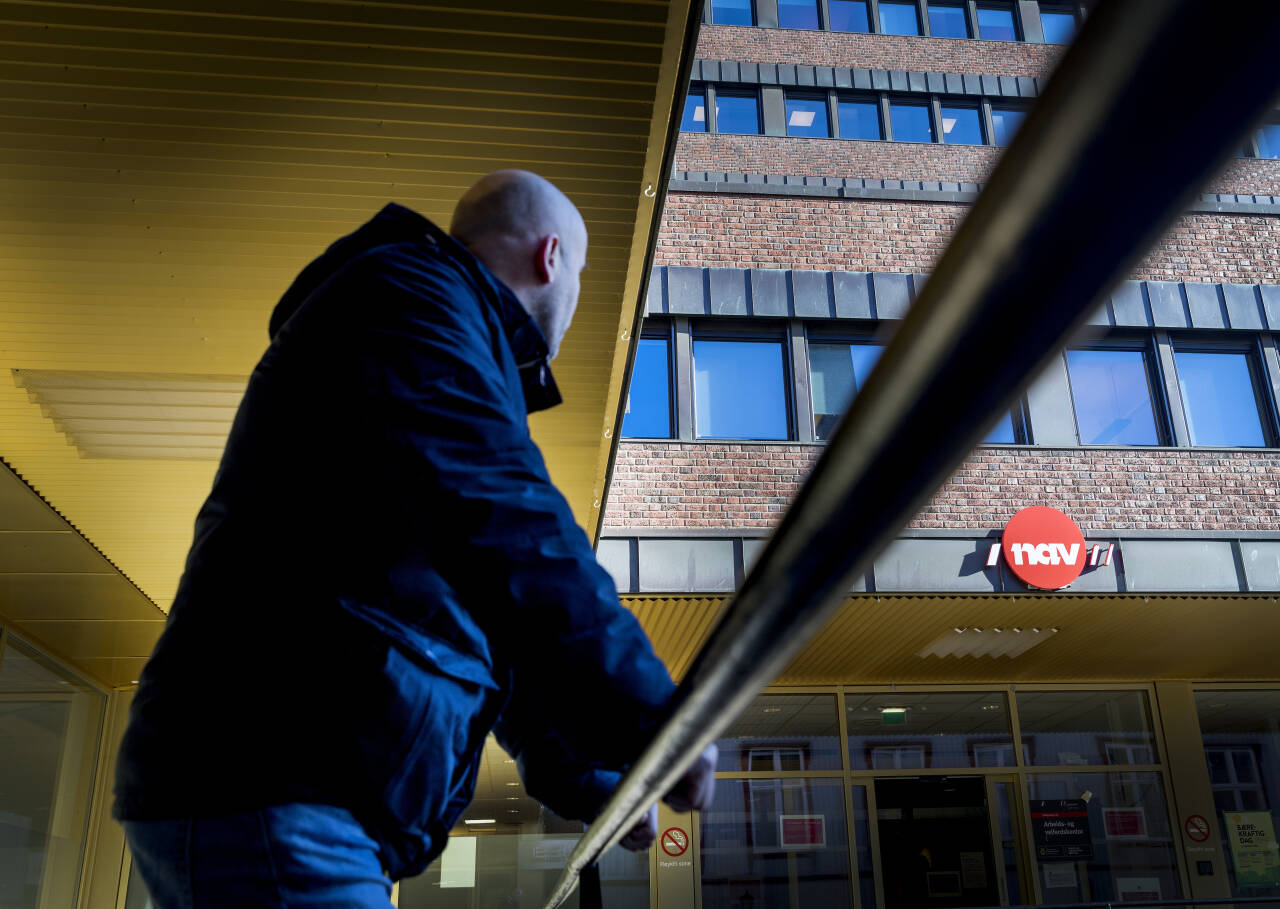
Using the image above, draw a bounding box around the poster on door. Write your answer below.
[1031,799,1094,859]
[1224,811,1280,889]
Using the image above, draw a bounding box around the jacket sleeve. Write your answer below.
[326,246,676,814]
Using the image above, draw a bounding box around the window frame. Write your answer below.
[621,320,676,440]
[938,98,986,145]
[974,0,1021,41]
[1169,334,1279,448]
[710,85,763,136]
[886,94,937,143]
[990,102,1030,147]
[877,0,923,35]
[690,321,796,442]
[1037,0,1081,44]
[1064,336,1173,447]
[804,326,887,442]
[777,0,824,30]
[784,90,833,138]
[682,83,708,133]
[709,0,756,26]
[926,0,973,39]
[835,93,885,141]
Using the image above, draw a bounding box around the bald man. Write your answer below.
[114,171,714,907]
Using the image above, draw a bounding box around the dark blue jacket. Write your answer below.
[113,204,676,878]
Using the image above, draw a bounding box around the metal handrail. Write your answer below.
[541,1,1280,906]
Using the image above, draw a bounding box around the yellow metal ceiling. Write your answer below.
[0,0,697,622]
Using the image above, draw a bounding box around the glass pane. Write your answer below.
[717,693,843,771]
[715,92,761,135]
[1016,690,1156,766]
[682,89,707,132]
[890,101,934,142]
[928,2,970,38]
[1174,350,1268,447]
[941,104,983,145]
[846,691,1013,770]
[829,0,871,32]
[621,337,671,438]
[701,778,851,909]
[879,0,921,35]
[977,2,1017,40]
[838,99,882,140]
[851,786,876,909]
[1064,348,1161,445]
[983,411,1017,443]
[711,0,755,25]
[786,95,831,138]
[1259,124,1280,159]
[0,637,105,909]
[991,107,1026,146]
[694,339,788,439]
[809,342,883,441]
[1040,8,1077,44]
[1027,771,1181,904]
[778,0,820,29]
[995,782,1025,904]
[1195,690,1280,896]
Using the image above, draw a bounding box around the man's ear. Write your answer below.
[533,234,561,284]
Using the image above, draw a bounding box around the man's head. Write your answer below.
[450,170,587,360]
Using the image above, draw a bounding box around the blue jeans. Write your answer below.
[123,803,393,908]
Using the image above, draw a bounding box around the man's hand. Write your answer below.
[620,805,657,851]
[617,743,719,852]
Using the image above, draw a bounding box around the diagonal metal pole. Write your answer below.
[543,2,1280,906]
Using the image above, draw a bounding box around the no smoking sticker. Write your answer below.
[1185,814,1211,843]
[661,826,689,857]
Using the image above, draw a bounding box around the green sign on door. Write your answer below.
[1225,811,1280,889]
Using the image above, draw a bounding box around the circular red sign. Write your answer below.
[1185,814,1211,843]
[661,826,689,857]
[1001,506,1087,590]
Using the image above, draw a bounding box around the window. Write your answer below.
[829,0,871,32]
[976,1,1018,40]
[991,105,1027,146]
[1065,347,1163,445]
[716,693,842,771]
[621,336,672,438]
[1039,2,1079,43]
[693,336,789,439]
[714,89,761,135]
[838,97,883,140]
[983,408,1028,444]
[1016,689,1158,766]
[889,99,934,142]
[681,87,707,132]
[847,691,1014,770]
[710,0,754,25]
[1173,347,1272,447]
[809,341,884,440]
[928,1,971,38]
[1257,116,1280,159]
[940,103,984,144]
[785,93,830,137]
[878,0,921,35]
[778,0,820,29]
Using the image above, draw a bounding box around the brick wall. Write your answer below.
[696,24,1063,76]
[604,442,1280,531]
[655,191,1280,282]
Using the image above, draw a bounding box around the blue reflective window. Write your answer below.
[991,106,1026,146]
[682,88,707,132]
[941,104,983,144]
[1039,5,1078,43]
[829,0,871,32]
[694,339,789,439]
[1065,348,1162,445]
[778,0,821,29]
[889,101,934,142]
[879,1,921,35]
[785,94,830,138]
[928,2,970,38]
[983,411,1018,444]
[1174,349,1270,447]
[838,98,883,140]
[621,338,672,438]
[715,90,761,135]
[711,0,754,25]
[809,342,884,441]
[1258,123,1280,159]
[976,2,1018,40]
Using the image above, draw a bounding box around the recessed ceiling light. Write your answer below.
[763,706,782,713]
[880,707,908,715]
[943,117,957,133]
[694,105,705,123]
[788,110,817,128]
[464,819,495,825]
[505,782,520,787]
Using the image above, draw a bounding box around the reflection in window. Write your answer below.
[1259,122,1280,159]
[846,691,1014,769]
[991,106,1027,146]
[621,337,672,438]
[851,787,877,909]
[838,98,883,140]
[1174,349,1270,447]
[809,342,883,441]
[890,100,934,142]
[941,104,984,145]
[715,90,762,135]
[717,693,842,771]
[778,0,820,29]
[879,0,922,35]
[976,1,1018,40]
[928,1,971,38]
[694,338,788,439]
[1016,689,1157,766]
[682,87,707,132]
[710,0,754,25]
[829,0,871,32]
[1039,2,1079,44]
[786,94,831,138]
[1065,348,1162,445]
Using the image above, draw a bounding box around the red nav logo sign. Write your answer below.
[1000,506,1087,590]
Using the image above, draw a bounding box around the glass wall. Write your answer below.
[0,631,106,909]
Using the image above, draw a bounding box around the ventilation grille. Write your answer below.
[917,626,1059,660]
